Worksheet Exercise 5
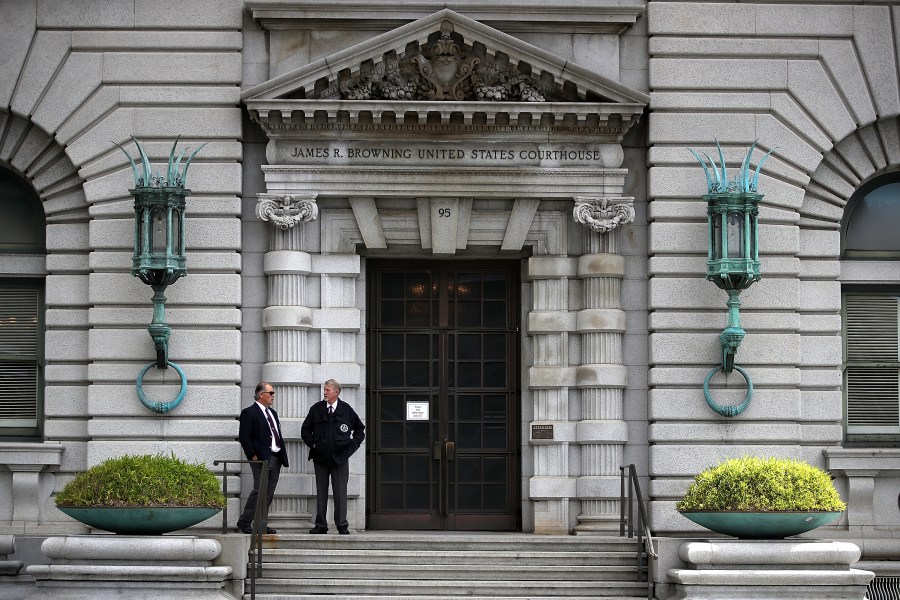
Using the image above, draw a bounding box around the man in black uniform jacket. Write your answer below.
[236,382,288,534]
[301,378,365,534]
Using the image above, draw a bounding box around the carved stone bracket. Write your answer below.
[256,194,319,229]
[572,196,635,233]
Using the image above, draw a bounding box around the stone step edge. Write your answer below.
[248,596,650,600]
[258,563,639,573]
[252,578,649,588]
[247,596,650,600]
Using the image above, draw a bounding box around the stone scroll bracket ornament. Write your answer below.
[256,194,319,229]
[572,197,635,233]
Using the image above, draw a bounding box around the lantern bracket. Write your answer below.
[689,141,775,418]
[136,360,188,414]
[148,284,171,368]
[702,364,753,417]
[115,136,205,413]
[720,289,745,373]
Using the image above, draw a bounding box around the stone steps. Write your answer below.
[244,533,649,599]
[251,597,648,600]
[262,548,639,567]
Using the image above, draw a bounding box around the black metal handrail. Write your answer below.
[214,459,269,600]
[620,464,657,600]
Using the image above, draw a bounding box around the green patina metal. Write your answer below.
[678,510,843,539]
[115,137,206,414]
[689,141,775,417]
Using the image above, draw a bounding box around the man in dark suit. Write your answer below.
[236,381,288,534]
[301,379,365,535]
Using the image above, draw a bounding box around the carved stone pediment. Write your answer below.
[243,9,648,138]
[337,20,547,103]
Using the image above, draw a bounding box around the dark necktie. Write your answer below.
[328,405,334,416]
[265,409,283,448]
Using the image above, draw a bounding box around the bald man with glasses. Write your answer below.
[236,382,288,534]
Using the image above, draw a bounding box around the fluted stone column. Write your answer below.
[527,257,575,534]
[572,197,634,533]
[256,193,318,526]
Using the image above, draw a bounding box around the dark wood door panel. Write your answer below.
[366,261,520,531]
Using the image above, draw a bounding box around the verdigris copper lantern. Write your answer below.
[689,142,775,417]
[115,137,205,413]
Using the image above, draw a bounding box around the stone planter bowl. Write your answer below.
[58,506,221,535]
[679,510,843,539]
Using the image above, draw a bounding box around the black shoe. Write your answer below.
[266,527,277,534]
[338,528,350,535]
[236,523,252,534]
[309,527,328,534]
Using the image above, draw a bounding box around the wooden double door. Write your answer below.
[366,261,521,530]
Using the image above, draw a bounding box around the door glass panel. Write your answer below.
[457,422,481,448]
[380,394,403,419]
[406,484,430,509]
[407,301,430,326]
[406,361,429,386]
[457,301,481,327]
[458,334,481,359]
[456,362,481,387]
[381,454,403,478]
[407,455,430,481]
[483,423,506,449]
[484,334,505,359]
[484,274,506,298]
[382,273,405,297]
[405,421,430,448]
[381,422,403,448]
[484,484,507,510]
[381,362,403,387]
[407,333,429,357]
[381,301,403,326]
[484,361,505,387]
[483,301,506,326]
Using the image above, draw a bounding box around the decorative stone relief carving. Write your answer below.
[256,194,319,229]
[337,20,547,102]
[572,197,635,233]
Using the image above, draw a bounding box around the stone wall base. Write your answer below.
[24,536,236,600]
[663,539,874,600]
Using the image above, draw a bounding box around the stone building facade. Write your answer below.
[0,0,897,573]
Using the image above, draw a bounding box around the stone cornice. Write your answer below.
[261,165,626,198]
[246,99,645,142]
[247,1,645,34]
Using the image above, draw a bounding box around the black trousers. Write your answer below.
[313,460,349,530]
[238,454,282,528]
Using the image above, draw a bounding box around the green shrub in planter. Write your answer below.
[676,456,846,512]
[56,454,225,508]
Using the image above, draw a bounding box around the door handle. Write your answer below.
[434,440,456,460]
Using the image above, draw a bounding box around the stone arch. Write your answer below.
[0,110,89,452]
[799,116,900,230]
[0,111,88,222]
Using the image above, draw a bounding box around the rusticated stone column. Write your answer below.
[526,256,575,535]
[572,196,634,533]
[256,193,318,527]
